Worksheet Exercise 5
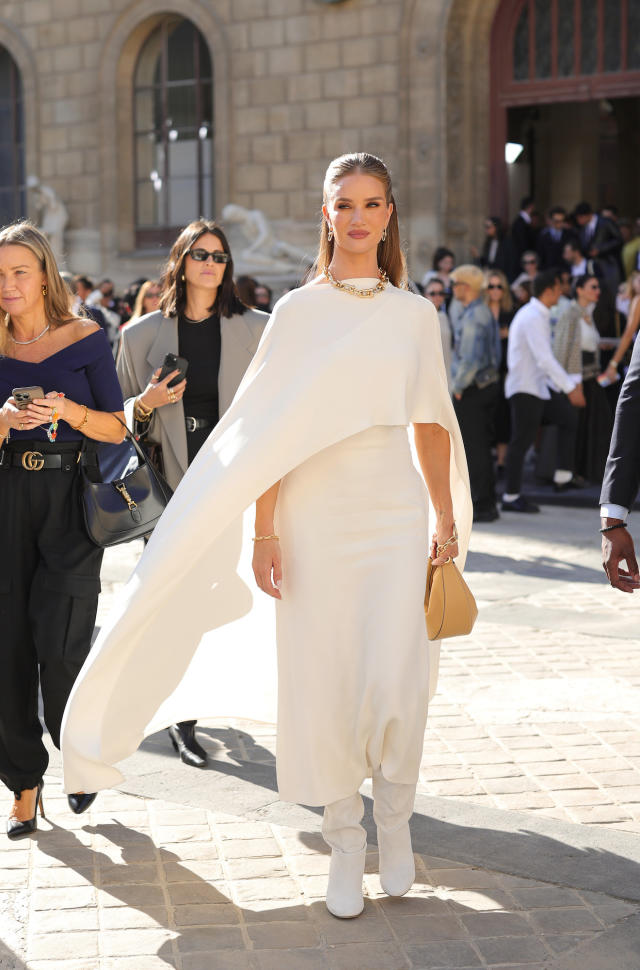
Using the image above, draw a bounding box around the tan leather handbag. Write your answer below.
[424,558,478,641]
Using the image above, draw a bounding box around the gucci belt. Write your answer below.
[22,451,45,471]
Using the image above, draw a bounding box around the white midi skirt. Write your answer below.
[275,425,430,807]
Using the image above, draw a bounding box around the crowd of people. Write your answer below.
[419,196,640,522]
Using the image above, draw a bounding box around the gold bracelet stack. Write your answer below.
[134,397,153,422]
[252,534,279,542]
[436,524,458,557]
[71,404,89,431]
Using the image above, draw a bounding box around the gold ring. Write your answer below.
[19,422,24,430]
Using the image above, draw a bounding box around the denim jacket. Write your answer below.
[451,297,501,395]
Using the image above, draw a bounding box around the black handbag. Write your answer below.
[79,416,173,547]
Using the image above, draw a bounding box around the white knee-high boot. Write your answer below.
[372,768,416,897]
[322,792,367,918]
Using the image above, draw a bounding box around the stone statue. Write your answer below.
[221,203,311,272]
[27,175,69,263]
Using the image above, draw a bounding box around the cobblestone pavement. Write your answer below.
[2,505,640,969]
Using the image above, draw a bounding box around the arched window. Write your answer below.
[512,0,639,82]
[134,17,213,247]
[0,47,25,225]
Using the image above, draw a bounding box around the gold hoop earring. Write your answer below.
[42,284,48,297]
[327,225,333,242]
[381,228,387,243]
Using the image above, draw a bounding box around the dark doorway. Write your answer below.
[506,96,640,216]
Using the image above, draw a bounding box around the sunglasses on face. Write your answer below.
[427,290,445,297]
[523,259,537,265]
[488,283,504,290]
[146,291,161,298]
[188,249,230,263]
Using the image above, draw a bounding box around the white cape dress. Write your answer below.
[61,281,472,795]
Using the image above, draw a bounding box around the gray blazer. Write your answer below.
[117,308,267,490]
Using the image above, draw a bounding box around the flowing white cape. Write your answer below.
[61,283,472,794]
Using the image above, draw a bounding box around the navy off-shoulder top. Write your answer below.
[0,328,124,442]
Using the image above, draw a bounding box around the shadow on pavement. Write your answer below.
[0,939,27,970]
[466,550,603,585]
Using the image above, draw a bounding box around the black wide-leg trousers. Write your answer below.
[0,443,103,793]
[505,391,578,495]
[454,382,499,514]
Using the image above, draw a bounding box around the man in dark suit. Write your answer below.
[537,206,571,270]
[508,196,537,281]
[600,336,640,591]
[573,201,623,291]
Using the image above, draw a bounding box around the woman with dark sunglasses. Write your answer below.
[553,274,612,484]
[115,219,267,767]
[484,271,515,476]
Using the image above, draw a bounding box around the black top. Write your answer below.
[178,313,221,424]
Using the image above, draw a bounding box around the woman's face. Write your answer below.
[438,254,454,274]
[183,232,228,294]
[487,275,504,302]
[323,172,392,260]
[0,244,47,318]
[485,221,497,238]
[143,284,161,313]
[578,278,601,305]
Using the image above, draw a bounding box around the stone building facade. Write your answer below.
[1,0,639,285]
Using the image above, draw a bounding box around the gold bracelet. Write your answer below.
[70,404,89,431]
[436,523,458,557]
[252,534,279,542]
[135,396,153,418]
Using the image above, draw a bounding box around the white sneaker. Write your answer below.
[325,845,366,918]
[378,823,415,897]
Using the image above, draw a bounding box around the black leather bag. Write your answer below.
[79,417,173,547]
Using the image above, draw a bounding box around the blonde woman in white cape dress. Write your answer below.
[61,153,472,921]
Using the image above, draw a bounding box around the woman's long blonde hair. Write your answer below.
[306,152,407,288]
[0,220,75,356]
[131,279,159,321]
[484,269,513,313]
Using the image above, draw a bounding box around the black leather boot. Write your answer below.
[168,722,208,768]
[7,782,44,840]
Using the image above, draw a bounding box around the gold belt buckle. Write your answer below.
[22,451,45,471]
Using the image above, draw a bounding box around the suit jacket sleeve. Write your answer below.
[600,334,640,509]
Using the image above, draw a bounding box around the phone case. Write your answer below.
[159,354,189,388]
[12,386,45,410]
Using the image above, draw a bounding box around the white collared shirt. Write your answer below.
[505,298,579,400]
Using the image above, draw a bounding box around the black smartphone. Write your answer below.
[12,386,45,410]
[158,353,189,388]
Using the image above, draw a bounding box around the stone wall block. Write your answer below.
[320,10,361,39]
[37,21,66,46]
[267,46,303,76]
[23,0,52,24]
[51,0,81,15]
[358,4,403,33]
[249,77,287,106]
[229,23,250,51]
[249,18,285,49]
[268,103,304,133]
[39,76,68,102]
[305,41,341,72]
[233,136,252,165]
[359,64,398,94]
[267,0,304,15]
[341,36,379,67]
[323,130,361,159]
[68,17,98,44]
[69,126,98,150]
[233,80,251,108]
[79,0,115,14]
[251,190,286,220]
[379,95,398,124]
[53,97,95,124]
[55,150,85,177]
[68,174,95,203]
[233,0,268,20]
[322,68,360,100]
[285,132,324,162]
[53,44,89,73]
[236,106,270,136]
[270,162,305,191]
[234,164,269,193]
[251,133,285,164]
[285,15,321,44]
[233,51,268,79]
[40,126,70,154]
[342,96,379,128]
[304,100,342,130]
[287,73,322,103]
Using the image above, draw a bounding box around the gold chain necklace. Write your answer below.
[323,266,389,299]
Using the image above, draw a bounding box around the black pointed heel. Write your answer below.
[168,723,208,768]
[67,792,98,815]
[7,781,44,840]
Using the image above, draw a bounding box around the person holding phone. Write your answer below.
[0,221,125,838]
[116,219,267,767]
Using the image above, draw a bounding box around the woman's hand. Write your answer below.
[252,538,283,600]
[430,522,459,565]
[0,396,43,433]
[139,368,187,410]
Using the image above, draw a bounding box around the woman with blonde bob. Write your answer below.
[61,154,471,918]
[0,221,125,838]
[450,264,502,522]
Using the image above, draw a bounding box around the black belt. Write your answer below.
[185,417,214,432]
[0,448,98,472]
